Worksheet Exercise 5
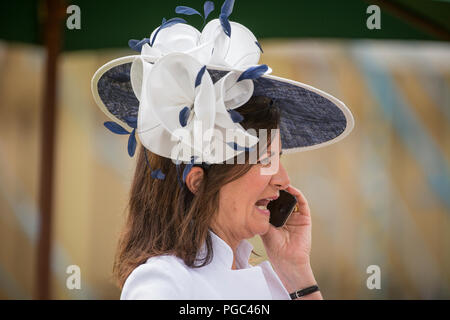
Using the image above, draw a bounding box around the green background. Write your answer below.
[1,0,449,51]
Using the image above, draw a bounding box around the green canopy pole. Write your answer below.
[36,0,65,300]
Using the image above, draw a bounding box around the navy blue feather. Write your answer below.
[219,13,231,37]
[221,0,235,17]
[128,38,150,52]
[228,109,244,123]
[151,169,166,180]
[255,41,264,53]
[195,66,207,88]
[237,64,268,82]
[104,121,140,158]
[175,6,202,17]
[226,142,255,152]
[162,17,187,29]
[144,149,165,180]
[150,28,162,47]
[179,106,191,127]
[204,1,215,20]
[128,39,140,51]
[127,129,137,157]
[104,121,129,135]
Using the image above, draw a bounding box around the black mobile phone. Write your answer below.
[268,189,298,228]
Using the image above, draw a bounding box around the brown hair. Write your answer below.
[113,96,281,288]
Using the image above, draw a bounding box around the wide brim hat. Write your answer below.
[91,1,354,180]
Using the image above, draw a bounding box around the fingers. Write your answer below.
[286,184,310,217]
[286,184,308,206]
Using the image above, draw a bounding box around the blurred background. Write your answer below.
[0,0,449,299]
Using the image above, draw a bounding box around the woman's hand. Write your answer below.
[261,184,322,298]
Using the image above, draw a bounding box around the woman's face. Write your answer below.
[213,132,290,242]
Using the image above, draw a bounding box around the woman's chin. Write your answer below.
[252,220,272,236]
[249,208,273,235]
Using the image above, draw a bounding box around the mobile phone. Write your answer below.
[268,189,298,228]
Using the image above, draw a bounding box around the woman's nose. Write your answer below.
[271,162,290,190]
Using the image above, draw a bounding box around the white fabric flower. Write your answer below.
[200,19,261,68]
[139,19,269,70]
[131,18,270,101]
[135,53,259,164]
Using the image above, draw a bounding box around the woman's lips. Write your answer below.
[254,197,276,216]
[255,204,270,215]
[255,199,270,214]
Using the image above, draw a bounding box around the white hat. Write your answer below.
[91,0,354,183]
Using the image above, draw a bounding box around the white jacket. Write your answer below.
[121,230,291,299]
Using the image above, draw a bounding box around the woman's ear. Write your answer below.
[185,166,204,194]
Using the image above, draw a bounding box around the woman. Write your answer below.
[115,96,322,299]
[91,0,354,300]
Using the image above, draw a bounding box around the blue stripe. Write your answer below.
[358,136,441,298]
[352,45,450,211]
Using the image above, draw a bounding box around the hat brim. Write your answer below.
[91,55,354,154]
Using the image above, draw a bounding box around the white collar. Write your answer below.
[198,230,255,270]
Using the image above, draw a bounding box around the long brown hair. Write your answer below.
[113,96,281,288]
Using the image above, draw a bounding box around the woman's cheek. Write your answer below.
[250,166,272,185]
